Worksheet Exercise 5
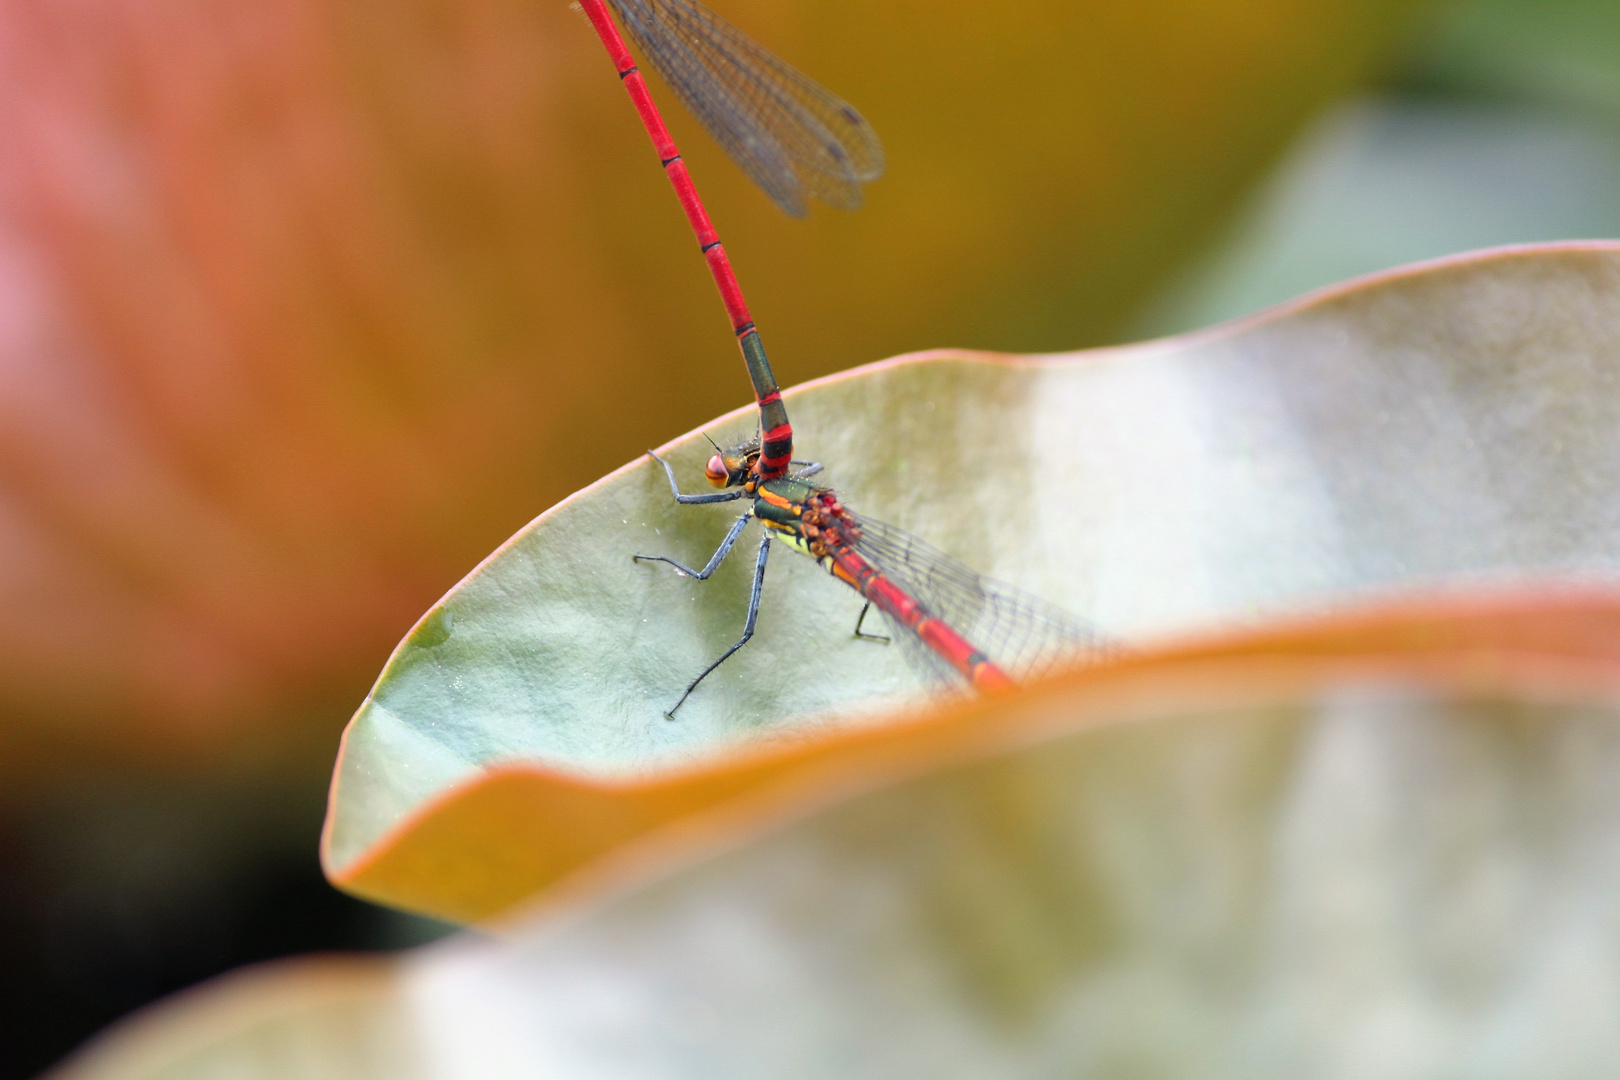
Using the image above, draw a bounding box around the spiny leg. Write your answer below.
[647,450,745,505]
[666,534,771,718]
[634,512,752,579]
[852,600,890,643]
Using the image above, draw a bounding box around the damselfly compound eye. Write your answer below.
[705,454,729,487]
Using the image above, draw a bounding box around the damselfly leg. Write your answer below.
[635,517,772,718]
[635,451,775,716]
[661,533,770,717]
[646,450,745,505]
[633,511,752,580]
[852,601,890,643]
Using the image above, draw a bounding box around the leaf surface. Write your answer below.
[326,243,1620,920]
[67,613,1620,1076]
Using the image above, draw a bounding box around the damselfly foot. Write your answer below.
[653,532,772,718]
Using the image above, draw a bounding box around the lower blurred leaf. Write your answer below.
[59,594,1620,1077]
[48,957,412,1080]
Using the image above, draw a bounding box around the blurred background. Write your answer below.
[2,0,1616,1073]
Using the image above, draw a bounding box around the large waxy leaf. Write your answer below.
[325,243,1620,922]
[62,615,1620,1077]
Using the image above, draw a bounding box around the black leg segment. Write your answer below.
[634,512,752,579]
[648,450,744,504]
[852,600,890,643]
[666,533,771,718]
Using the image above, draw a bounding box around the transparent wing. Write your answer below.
[605,0,884,216]
[846,511,1117,687]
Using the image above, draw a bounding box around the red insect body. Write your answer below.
[808,495,1016,691]
[836,549,1015,690]
[593,0,1093,715]
[576,0,792,477]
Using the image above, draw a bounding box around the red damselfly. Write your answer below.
[576,0,1109,714]
[635,441,1110,715]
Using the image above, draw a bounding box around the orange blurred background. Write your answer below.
[0,0,1421,780]
[29,0,1608,1071]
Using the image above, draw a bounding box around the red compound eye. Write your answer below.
[704,453,729,487]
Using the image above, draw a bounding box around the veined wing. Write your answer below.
[846,511,1114,687]
[604,0,884,216]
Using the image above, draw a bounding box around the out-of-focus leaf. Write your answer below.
[1403,0,1620,117]
[1135,98,1620,337]
[0,0,1422,780]
[325,243,1620,922]
[1138,0,1620,362]
[61,614,1620,1076]
[46,957,412,1080]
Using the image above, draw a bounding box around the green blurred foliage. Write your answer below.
[1406,0,1620,115]
[1137,0,1620,335]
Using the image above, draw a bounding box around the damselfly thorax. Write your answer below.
[701,440,870,581]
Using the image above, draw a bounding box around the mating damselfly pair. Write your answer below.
[577,0,1111,715]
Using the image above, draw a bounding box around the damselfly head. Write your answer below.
[704,439,760,487]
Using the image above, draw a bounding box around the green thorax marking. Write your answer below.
[751,476,835,562]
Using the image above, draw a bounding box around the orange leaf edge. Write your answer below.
[328,583,1620,924]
